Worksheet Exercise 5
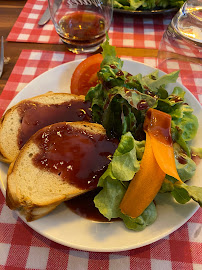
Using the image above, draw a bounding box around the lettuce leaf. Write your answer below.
[111,132,143,180]
[86,38,201,231]
[160,142,197,193]
[85,84,106,123]
[98,132,143,184]
[173,143,196,181]
[145,70,179,92]
[180,184,202,206]
[171,185,191,204]
[113,0,186,11]
[159,175,202,206]
[171,125,191,157]
[101,35,123,70]
[86,40,183,140]
[94,132,157,231]
[159,154,201,207]
[101,95,141,139]
[95,177,125,219]
[119,202,157,231]
[110,86,157,109]
[172,104,198,142]
[171,183,202,206]
[157,87,199,148]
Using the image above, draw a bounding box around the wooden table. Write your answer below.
[0,0,158,95]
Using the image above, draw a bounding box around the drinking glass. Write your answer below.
[48,0,113,53]
[157,0,202,78]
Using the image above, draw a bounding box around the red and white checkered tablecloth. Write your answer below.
[0,50,202,269]
[6,0,174,49]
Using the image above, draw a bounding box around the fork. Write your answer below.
[0,36,4,78]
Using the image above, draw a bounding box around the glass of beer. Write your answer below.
[48,0,113,53]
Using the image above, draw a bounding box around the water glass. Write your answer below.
[157,0,202,77]
[48,0,113,53]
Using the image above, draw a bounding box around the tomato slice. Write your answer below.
[70,54,103,95]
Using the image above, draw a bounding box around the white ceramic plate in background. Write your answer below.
[113,7,178,15]
[0,59,201,252]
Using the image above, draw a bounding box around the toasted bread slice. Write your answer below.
[0,92,91,163]
[6,121,115,221]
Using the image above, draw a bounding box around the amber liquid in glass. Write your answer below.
[58,11,106,52]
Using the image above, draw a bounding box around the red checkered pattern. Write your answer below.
[158,30,202,64]
[7,0,174,49]
[0,50,201,269]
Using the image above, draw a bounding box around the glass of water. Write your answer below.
[157,0,202,77]
[48,0,113,54]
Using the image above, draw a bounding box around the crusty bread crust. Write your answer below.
[6,121,106,221]
[0,92,86,163]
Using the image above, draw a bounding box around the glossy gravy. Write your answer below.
[18,100,92,148]
[32,122,118,190]
[65,189,121,222]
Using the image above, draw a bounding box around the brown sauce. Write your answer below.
[191,153,201,165]
[116,70,124,77]
[144,109,172,145]
[137,100,149,110]
[169,95,183,103]
[18,100,92,149]
[65,189,109,222]
[32,123,118,190]
[65,189,121,222]
[177,155,187,164]
[144,89,157,98]
[109,64,117,69]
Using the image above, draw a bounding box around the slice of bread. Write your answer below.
[0,92,90,163]
[6,121,111,221]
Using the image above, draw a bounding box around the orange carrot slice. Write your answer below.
[120,132,166,218]
[120,108,182,218]
[144,108,182,182]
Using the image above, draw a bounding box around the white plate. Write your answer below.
[113,7,178,15]
[0,59,202,252]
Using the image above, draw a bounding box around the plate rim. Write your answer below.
[113,7,178,15]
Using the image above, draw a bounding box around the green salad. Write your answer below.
[114,0,186,11]
[85,38,202,231]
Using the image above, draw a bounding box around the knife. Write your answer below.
[38,0,62,26]
[38,7,51,26]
